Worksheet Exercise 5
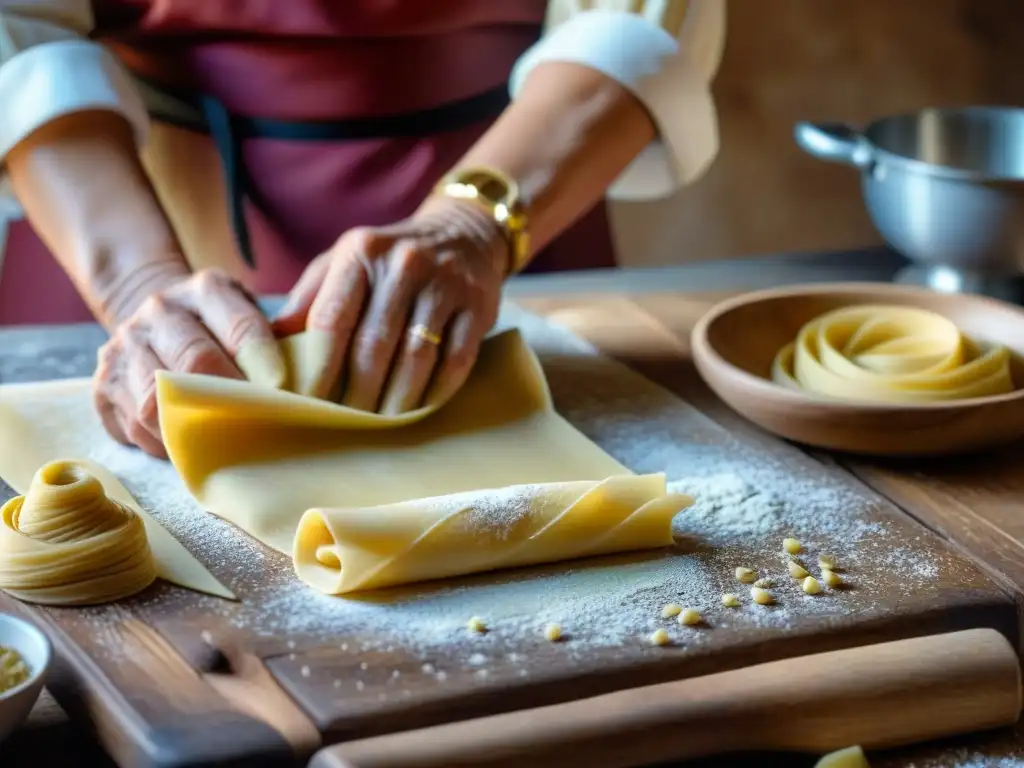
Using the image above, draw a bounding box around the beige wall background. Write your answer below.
[609,0,1024,267]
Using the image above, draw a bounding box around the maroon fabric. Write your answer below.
[0,222,97,325]
[97,0,548,120]
[0,0,617,325]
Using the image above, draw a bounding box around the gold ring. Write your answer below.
[409,324,443,346]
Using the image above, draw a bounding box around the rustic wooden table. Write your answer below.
[3,246,1024,767]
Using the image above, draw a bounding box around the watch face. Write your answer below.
[466,172,509,204]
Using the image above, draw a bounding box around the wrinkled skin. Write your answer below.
[93,199,508,458]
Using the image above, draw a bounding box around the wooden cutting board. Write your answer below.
[0,298,1017,768]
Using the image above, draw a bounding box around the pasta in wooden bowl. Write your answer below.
[771,305,1014,403]
[691,283,1024,457]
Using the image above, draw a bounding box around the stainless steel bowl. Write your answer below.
[795,107,1024,301]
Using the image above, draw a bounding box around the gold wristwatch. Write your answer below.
[433,167,531,275]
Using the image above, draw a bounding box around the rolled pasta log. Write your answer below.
[0,460,157,605]
[294,474,692,594]
[772,305,1014,403]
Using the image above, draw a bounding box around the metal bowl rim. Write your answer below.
[861,105,1024,183]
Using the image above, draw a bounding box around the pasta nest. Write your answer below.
[772,305,1014,403]
[0,461,156,605]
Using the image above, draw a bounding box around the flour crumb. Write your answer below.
[649,628,671,646]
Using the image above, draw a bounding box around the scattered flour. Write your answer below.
[0,305,970,670]
[668,473,786,539]
[893,750,1024,768]
[442,483,543,541]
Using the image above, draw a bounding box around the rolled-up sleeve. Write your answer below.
[0,1,148,170]
[510,0,726,200]
[0,0,149,256]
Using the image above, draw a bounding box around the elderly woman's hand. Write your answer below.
[93,269,284,458]
[91,198,507,459]
[272,197,509,414]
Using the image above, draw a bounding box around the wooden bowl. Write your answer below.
[690,282,1024,457]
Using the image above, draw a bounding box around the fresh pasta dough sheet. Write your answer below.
[0,321,690,599]
[157,330,634,555]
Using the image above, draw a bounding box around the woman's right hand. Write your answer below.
[93,268,284,458]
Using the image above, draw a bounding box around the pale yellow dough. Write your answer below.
[0,460,156,605]
[294,474,689,594]
[814,745,871,768]
[0,384,233,600]
[772,305,1014,403]
[156,329,642,557]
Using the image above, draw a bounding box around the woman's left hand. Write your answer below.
[272,197,509,414]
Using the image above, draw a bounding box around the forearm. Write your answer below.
[450,62,655,259]
[7,110,190,329]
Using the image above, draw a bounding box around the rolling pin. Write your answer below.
[311,628,1020,768]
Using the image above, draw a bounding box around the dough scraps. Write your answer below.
[295,474,692,594]
[814,746,871,768]
[0,460,157,605]
[772,305,1014,403]
[0,382,234,600]
[156,329,634,555]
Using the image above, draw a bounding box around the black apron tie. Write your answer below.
[199,94,257,268]
[170,84,512,270]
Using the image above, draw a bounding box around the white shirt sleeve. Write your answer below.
[510,0,726,201]
[0,1,149,209]
[0,0,149,262]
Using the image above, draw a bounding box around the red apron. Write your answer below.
[0,0,617,326]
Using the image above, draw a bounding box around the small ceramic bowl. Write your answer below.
[0,613,51,744]
[691,282,1024,456]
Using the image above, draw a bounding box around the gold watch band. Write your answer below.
[433,167,531,275]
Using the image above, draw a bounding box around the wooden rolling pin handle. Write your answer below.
[312,629,1021,768]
